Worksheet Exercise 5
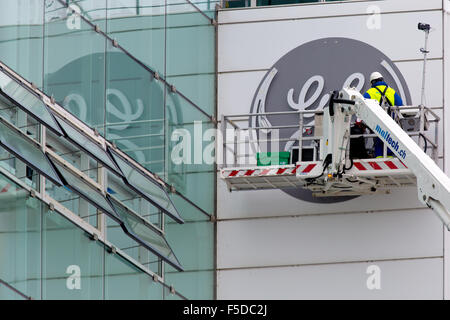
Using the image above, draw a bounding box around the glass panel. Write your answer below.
[166,73,215,117]
[0,98,43,188]
[42,209,103,300]
[169,190,211,222]
[165,196,214,299]
[0,70,63,135]
[0,0,44,88]
[53,113,120,174]
[0,174,41,300]
[107,0,165,75]
[106,215,160,273]
[0,120,63,186]
[165,220,213,271]
[49,155,118,220]
[166,0,215,114]
[105,44,165,175]
[46,125,102,186]
[109,149,183,224]
[172,172,214,218]
[0,151,40,190]
[43,0,107,132]
[0,95,19,126]
[46,179,100,228]
[105,251,163,300]
[166,90,215,214]
[109,197,182,271]
[106,170,161,226]
[45,126,102,229]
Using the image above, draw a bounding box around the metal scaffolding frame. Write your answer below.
[220,105,441,195]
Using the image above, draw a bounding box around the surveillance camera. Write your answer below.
[418,23,431,31]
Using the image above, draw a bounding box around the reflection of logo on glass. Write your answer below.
[63,89,146,162]
[249,37,411,203]
[45,52,186,192]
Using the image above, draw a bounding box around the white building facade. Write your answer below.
[217,0,450,299]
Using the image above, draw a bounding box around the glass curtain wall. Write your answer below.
[0,0,216,300]
[0,173,175,299]
[0,0,44,87]
[165,0,215,300]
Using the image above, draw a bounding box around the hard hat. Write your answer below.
[370,72,383,83]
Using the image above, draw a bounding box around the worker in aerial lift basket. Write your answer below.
[363,71,404,158]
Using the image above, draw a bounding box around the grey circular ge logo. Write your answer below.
[249,37,411,203]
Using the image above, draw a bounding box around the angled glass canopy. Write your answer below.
[0,69,63,135]
[53,114,121,175]
[109,149,184,224]
[49,155,119,220]
[108,197,183,271]
[49,154,184,270]
[0,119,63,186]
[0,59,186,272]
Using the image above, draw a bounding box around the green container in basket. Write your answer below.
[256,152,291,166]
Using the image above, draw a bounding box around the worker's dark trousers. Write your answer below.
[374,138,394,157]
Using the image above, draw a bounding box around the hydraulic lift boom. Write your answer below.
[327,88,450,229]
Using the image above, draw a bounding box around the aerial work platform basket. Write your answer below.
[219,105,440,197]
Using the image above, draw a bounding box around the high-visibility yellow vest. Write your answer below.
[365,85,397,106]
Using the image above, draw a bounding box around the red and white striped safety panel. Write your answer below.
[222,163,318,178]
[353,159,408,171]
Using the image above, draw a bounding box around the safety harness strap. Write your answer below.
[374,85,393,107]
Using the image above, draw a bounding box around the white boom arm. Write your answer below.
[326,88,450,229]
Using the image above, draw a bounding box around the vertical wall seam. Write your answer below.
[40,0,46,300]
[442,0,448,300]
[214,5,219,301]
[162,0,167,299]
[103,0,108,301]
